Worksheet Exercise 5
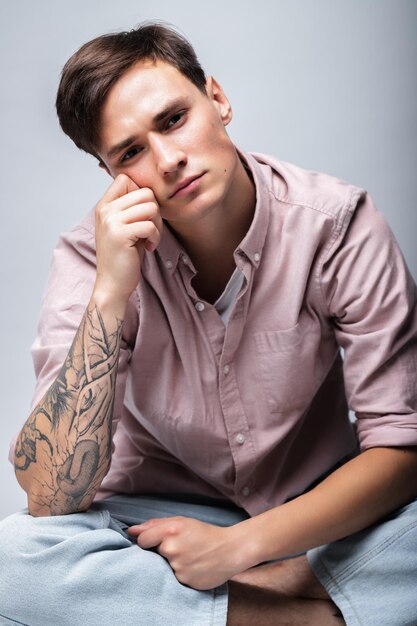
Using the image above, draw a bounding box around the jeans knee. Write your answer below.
[0,508,112,624]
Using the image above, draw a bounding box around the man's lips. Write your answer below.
[169,173,205,198]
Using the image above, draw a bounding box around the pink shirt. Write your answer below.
[11,152,417,516]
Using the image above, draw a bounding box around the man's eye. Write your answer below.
[121,147,141,163]
[166,111,185,129]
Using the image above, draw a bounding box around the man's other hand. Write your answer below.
[128,516,249,590]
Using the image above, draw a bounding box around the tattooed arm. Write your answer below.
[14,175,163,516]
[14,302,123,515]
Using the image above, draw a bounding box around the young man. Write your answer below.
[1,22,417,626]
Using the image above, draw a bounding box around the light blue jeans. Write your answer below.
[0,494,416,626]
[308,496,417,626]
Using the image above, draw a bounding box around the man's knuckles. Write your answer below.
[124,201,160,224]
[113,173,139,194]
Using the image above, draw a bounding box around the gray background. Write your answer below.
[1,0,416,520]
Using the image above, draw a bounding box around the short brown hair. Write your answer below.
[56,22,207,158]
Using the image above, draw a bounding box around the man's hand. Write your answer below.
[129,517,249,590]
[94,174,163,306]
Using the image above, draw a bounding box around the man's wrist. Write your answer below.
[229,517,269,573]
[91,285,129,321]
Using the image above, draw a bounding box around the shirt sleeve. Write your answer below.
[9,217,138,463]
[320,192,417,450]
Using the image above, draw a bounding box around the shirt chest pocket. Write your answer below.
[254,323,319,413]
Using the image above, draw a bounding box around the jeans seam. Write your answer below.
[0,613,29,626]
[315,556,364,626]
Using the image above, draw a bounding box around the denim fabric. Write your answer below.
[0,495,247,626]
[308,497,417,626]
[1,494,416,626]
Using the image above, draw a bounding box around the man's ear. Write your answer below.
[205,76,233,126]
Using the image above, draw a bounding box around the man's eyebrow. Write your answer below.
[106,135,139,160]
[105,97,190,160]
[152,97,189,124]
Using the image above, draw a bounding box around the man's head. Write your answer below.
[56,22,252,227]
[56,22,207,159]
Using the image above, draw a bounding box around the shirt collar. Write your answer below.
[235,149,271,268]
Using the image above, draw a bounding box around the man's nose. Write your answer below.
[151,135,187,175]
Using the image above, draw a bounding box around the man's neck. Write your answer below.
[169,158,256,303]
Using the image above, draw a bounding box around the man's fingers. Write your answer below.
[110,188,156,213]
[120,203,163,234]
[134,522,171,550]
[125,222,161,251]
[128,517,183,549]
[101,173,140,202]
[128,517,172,535]
[136,528,161,549]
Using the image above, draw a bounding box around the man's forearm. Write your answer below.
[14,296,124,517]
[240,446,417,569]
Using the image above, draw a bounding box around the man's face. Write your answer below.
[97,60,240,226]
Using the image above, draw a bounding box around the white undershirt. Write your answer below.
[214,268,245,326]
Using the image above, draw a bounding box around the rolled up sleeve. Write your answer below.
[320,192,417,449]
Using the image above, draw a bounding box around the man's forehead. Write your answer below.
[102,60,200,123]
[110,59,197,100]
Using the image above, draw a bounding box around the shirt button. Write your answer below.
[236,433,245,445]
[165,260,173,269]
[254,252,261,262]
[195,301,205,312]
[182,255,189,264]
[242,486,250,497]
[223,364,230,375]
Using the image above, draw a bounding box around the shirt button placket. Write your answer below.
[220,360,252,502]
